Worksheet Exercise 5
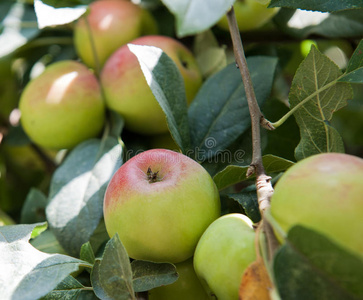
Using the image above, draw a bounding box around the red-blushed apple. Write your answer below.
[19,60,105,150]
[100,35,203,135]
[270,153,363,258]
[103,149,221,263]
[217,0,280,32]
[73,0,157,70]
[148,257,212,300]
[193,213,256,300]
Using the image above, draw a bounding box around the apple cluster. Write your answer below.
[19,0,203,150]
[16,1,265,298]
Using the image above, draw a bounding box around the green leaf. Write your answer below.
[0,2,40,58]
[46,137,123,257]
[91,234,135,300]
[30,229,67,255]
[288,46,352,161]
[160,0,236,37]
[131,260,178,292]
[269,0,363,12]
[80,242,96,265]
[20,188,47,224]
[339,39,363,83]
[188,57,278,162]
[34,0,87,29]
[0,223,90,300]
[128,44,191,153]
[274,225,363,300]
[213,155,294,191]
[41,276,88,300]
[226,189,261,223]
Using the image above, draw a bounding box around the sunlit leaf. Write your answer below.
[160,0,236,37]
[288,46,352,160]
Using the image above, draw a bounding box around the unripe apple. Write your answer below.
[148,257,212,300]
[270,153,363,258]
[103,149,220,263]
[19,60,105,150]
[217,0,280,32]
[101,35,202,135]
[73,0,158,69]
[194,213,256,300]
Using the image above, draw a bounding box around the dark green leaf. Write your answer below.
[339,39,363,83]
[41,276,86,300]
[288,46,352,160]
[160,0,235,37]
[262,98,300,162]
[274,225,363,300]
[188,57,277,162]
[226,189,261,223]
[46,137,122,257]
[213,155,294,190]
[128,44,191,153]
[269,0,363,12]
[20,188,47,224]
[131,260,178,292]
[0,223,90,300]
[80,242,96,265]
[91,234,134,300]
[0,2,40,58]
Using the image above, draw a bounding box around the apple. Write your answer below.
[193,213,256,300]
[73,0,158,70]
[217,0,280,32]
[270,153,363,258]
[103,149,221,263]
[148,257,212,300]
[101,35,203,135]
[19,60,105,150]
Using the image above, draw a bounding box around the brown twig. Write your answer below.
[226,7,278,261]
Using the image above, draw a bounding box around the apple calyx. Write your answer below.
[147,167,161,183]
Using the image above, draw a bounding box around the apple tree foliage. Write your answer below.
[1,0,363,299]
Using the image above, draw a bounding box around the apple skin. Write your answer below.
[217,0,280,32]
[270,153,363,258]
[101,35,203,135]
[74,0,157,70]
[103,149,221,263]
[19,60,105,150]
[148,257,213,300]
[193,213,256,300]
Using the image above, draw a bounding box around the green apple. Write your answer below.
[148,257,212,300]
[101,35,203,135]
[217,0,280,32]
[19,60,105,150]
[103,149,220,263]
[270,153,363,258]
[194,213,256,300]
[73,0,157,70]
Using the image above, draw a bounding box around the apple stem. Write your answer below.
[226,6,278,260]
[147,167,160,183]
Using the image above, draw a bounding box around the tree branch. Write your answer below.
[226,6,278,261]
